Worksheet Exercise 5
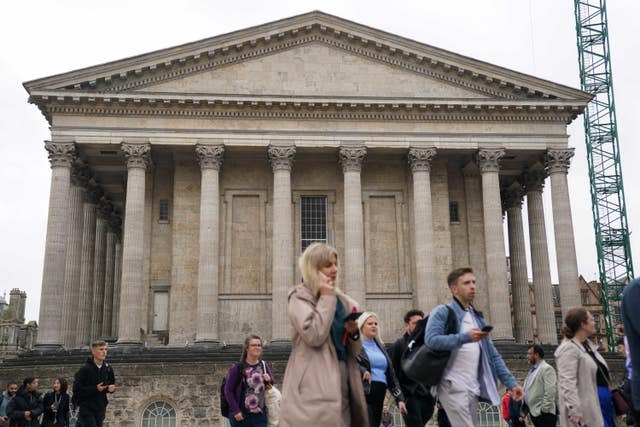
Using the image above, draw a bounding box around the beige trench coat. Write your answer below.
[279,284,368,427]
[555,337,607,427]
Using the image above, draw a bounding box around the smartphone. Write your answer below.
[318,271,330,281]
[481,325,494,333]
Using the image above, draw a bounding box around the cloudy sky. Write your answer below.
[1,0,638,322]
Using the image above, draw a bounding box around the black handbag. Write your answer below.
[401,305,456,386]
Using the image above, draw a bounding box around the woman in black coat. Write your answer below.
[7,378,43,427]
[42,378,70,427]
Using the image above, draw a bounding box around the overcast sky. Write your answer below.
[1,0,638,323]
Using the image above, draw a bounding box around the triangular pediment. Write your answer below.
[133,41,490,99]
[24,11,591,106]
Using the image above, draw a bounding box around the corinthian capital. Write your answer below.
[195,144,225,170]
[339,146,367,173]
[545,148,575,174]
[408,147,437,173]
[121,143,151,169]
[523,162,547,192]
[502,181,525,210]
[477,148,505,173]
[44,141,76,168]
[267,145,296,172]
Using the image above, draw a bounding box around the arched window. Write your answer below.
[141,401,177,427]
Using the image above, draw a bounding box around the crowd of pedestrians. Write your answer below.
[3,244,639,427]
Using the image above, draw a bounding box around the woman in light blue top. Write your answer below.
[356,312,406,427]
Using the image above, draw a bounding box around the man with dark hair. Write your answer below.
[6,378,43,427]
[0,381,18,426]
[73,340,116,427]
[523,344,557,427]
[425,267,523,426]
[389,309,435,427]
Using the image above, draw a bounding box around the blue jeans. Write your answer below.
[229,411,267,427]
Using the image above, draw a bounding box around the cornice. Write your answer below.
[31,93,583,124]
[24,13,590,102]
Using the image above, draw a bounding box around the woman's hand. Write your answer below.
[263,373,271,384]
[398,401,407,415]
[234,412,245,422]
[569,415,584,426]
[362,370,371,384]
[318,271,335,295]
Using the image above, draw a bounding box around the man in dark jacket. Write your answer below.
[389,309,435,427]
[72,340,116,427]
[7,378,43,427]
[623,277,640,425]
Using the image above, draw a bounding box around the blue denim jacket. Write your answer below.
[424,299,517,394]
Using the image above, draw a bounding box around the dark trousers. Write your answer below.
[78,408,106,427]
[366,381,387,427]
[229,412,267,427]
[531,412,557,427]
[402,392,435,427]
[509,417,526,427]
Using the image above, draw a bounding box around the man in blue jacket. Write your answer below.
[425,267,524,426]
[622,277,640,425]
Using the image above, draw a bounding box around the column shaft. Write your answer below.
[90,214,107,340]
[76,202,96,346]
[61,181,84,347]
[503,182,533,343]
[102,231,116,337]
[408,148,437,311]
[195,144,224,343]
[547,149,581,316]
[117,143,150,344]
[525,165,557,344]
[340,146,367,306]
[111,240,122,336]
[268,145,295,341]
[478,149,513,340]
[37,142,75,347]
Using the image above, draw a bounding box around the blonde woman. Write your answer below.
[279,243,368,427]
[357,312,407,427]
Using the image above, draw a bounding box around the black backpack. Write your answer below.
[220,362,244,418]
[401,305,457,386]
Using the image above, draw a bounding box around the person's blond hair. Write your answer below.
[357,311,384,345]
[299,243,342,296]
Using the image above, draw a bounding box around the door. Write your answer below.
[152,291,169,332]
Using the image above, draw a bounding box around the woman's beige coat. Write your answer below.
[279,284,368,427]
[554,337,607,427]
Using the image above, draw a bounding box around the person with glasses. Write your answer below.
[224,334,275,427]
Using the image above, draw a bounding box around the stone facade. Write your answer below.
[24,12,589,350]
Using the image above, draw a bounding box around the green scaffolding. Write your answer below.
[574,0,635,350]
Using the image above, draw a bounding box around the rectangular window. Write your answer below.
[300,196,327,252]
[449,201,460,223]
[159,199,170,222]
[581,289,590,305]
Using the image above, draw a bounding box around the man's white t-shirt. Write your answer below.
[442,310,480,395]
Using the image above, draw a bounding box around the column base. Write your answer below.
[267,340,292,351]
[32,344,65,354]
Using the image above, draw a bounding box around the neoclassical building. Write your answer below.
[25,11,590,349]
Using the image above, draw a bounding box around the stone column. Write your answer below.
[111,239,122,336]
[61,162,86,347]
[76,192,97,346]
[194,143,225,344]
[90,204,109,340]
[462,162,490,318]
[37,141,76,348]
[408,147,438,311]
[117,143,150,345]
[102,222,117,337]
[524,163,557,344]
[339,146,367,306]
[478,148,513,341]
[546,149,581,316]
[268,144,296,342]
[502,182,533,343]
